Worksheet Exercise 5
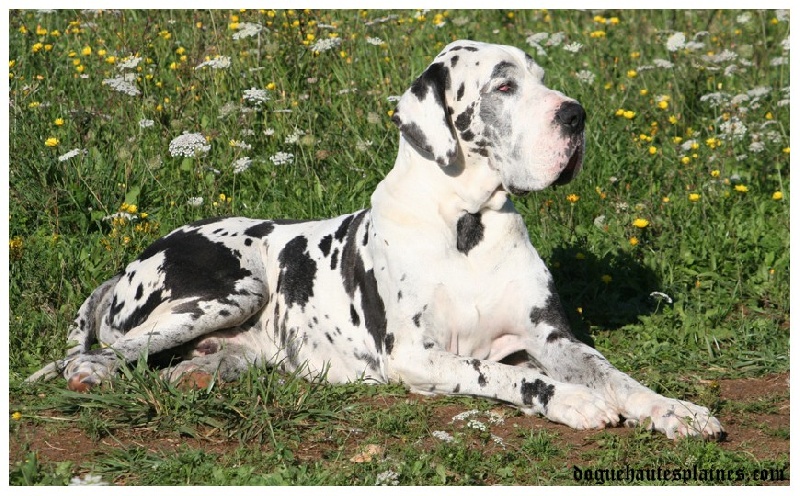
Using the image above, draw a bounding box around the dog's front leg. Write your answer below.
[387,348,619,430]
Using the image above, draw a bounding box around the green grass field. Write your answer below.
[8,9,790,485]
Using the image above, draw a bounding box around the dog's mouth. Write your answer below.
[552,140,584,187]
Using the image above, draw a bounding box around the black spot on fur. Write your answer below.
[456,212,484,255]
[243,221,274,238]
[127,270,136,283]
[529,281,575,341]
[412,312,422,327]
[330,248,339,270]
[350,304,361,326]
[354,351,380,372]
[454,102,474,131]
[456,82,465,101]
[450,55,459,67]
[423,340,435,350]
[277,236,317,308]
[520,378,555,408]
[384,333,395,354]
[117,228,255,331]
[134,283,144,301]
[325,332,334,344]
[490,60,515,79]
[362,222,370,246]
[318,234,333,257]
[340,210,388,353]
[453,384,461,393]
[335,214,355,241]
[244,238,253,246]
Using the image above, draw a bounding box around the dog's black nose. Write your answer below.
[555,101,586,134]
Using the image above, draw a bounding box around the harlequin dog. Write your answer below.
[27,40,723,439]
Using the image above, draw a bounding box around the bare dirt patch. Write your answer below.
[10,373,789,481]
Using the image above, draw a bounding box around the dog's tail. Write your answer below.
[25,274,122,383]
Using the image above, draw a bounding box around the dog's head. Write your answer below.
[392,40,584,194]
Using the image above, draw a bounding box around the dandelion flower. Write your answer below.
[734,184,748,192]
[566,194,579,203]
[11,412,22,421]
[601,274,612,284]
[688,193,701,202]
[44,137,59,147]
[629,236,639,246]
[632,218,650,228]
[772,191,783,200]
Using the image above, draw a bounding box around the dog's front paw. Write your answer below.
[626,393,724,440]
[544,384,620,430]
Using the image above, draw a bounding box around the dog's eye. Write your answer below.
[495,82,515,93]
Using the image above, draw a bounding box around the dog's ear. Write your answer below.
[392,62,458,167]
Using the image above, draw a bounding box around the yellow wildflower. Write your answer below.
[44,137,59,147]
[688,193,701,202]
[772,191,783,200]
[629,236,639,246]
[566,194,580,203]
[734,184,748,193]
[632,218,649,228]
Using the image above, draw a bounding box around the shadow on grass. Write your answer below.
[547,244,662,347]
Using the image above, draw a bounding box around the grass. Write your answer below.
[8,9,790,485]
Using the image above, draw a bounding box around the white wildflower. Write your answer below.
[168,132,210,157]
[218,102,239,118]
[649,291,673,304]
[685,41,705,51]
[546,32,565,46]
[233,156,252,174]
[563,42,582,53]
[270,151,294,166]
[116,55,142,70]
[747,86,771,98]
[766,130,783,143]
[58,148,86,162]
[730,93,750,106]
[724,65,740,76]
[707,49,737,63]
[186,196,204,207]
[527,32,549,45]
[432,430,456,443]
[776,10,789,22]
[681,139,698,151]
[736,12,752,24]
[229,140,252,150]
[781,35,790,51]
[242,88,270,105]
[576,70,595,85]
[451,409,479,422]
[375,470,399,486]
[264,128,275,136]
[69,474,108,486]
[284,129,305,144]
[699,92,729,107]
[467,419,487,431]
[102,74,140,96]
[102,211,136,223]
[310,37,341,53]
[195,56,231,70]
[491,434,506,448]
[719,117,747,139]
[748,141,765,153]
[770,57,788,67]
[666,32,685,52]
[232,22,264,40]
[487,410,505,425]
[138,119,154,128]
[386,95,401,103]
[653,58,674,69]
[356,139,373,152]
[366,36,384,46]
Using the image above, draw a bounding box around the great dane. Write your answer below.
[27,40,723,439]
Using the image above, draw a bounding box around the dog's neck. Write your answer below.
[371,137,508,227]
